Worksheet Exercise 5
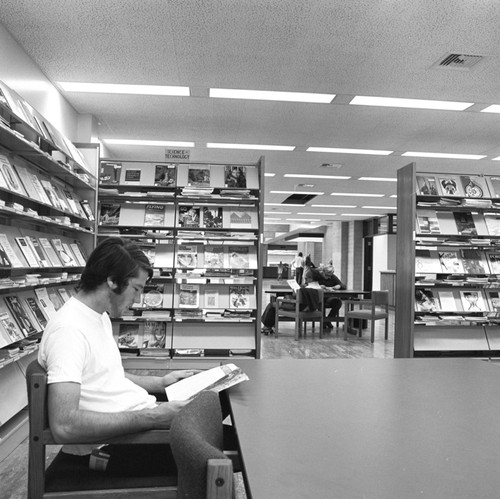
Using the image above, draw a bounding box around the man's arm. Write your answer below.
[125,370,200,393]
[48,381,187,443]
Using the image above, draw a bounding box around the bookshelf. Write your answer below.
[97,159,264,368]
[0,80,98,460]
[395,163,500,358]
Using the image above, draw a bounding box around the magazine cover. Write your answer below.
[179,284,200,308]
[487,291,500,312]
[415,175,439,196]
[178,206,200,227]
[204,245,225,268]
[144,204,166,226]
[438,251,464,273]
[229,285,251,309]
[177,245,198,268]
[437,175,463,197]
[0,154,26,195]
[142,321,167,349]
[202,206,223,228]
[228,246,249,268]
[188,166,211,186]
[459,175,489,198]
[204,286,220,308]
[99,203,121,225]
[486,252,500,274]
[225,165,247,188]
[416,210,440,234]
[154,164,176,186]
[437,290,457,311]
[100,162,122,184]
[460,290,487,312]
[142,284,165,308]
[484,214,500,236]
[0,311,24,342]
[4,295,37,336]
[453,212,477,236]
[118,323,142,349]
[460,250,487,274]
[228,209,253,228]
[0,242,11,268]
[414,289,440,312]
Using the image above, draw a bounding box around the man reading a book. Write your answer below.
[38,237,197,475]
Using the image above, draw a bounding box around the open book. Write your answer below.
[165,363,249,401]
[287,279,300,292]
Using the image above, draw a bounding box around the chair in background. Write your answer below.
[275,288,324,340]
[27,360,233,499]
[343,290,389,343]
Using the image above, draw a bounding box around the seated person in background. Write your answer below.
[318,265,347,329]
[38,237,199,475]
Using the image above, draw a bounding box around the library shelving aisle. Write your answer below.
[0,80,98,460]
[98,159,264,368]
[395,162,500,358]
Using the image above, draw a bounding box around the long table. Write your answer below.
[227,359,500,498]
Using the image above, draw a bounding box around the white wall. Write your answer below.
[372,233,396,290]
[0,23,78,139]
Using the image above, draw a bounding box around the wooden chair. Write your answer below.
[343,290,389,343]
[27,360,233,499]
[275,288,324,340]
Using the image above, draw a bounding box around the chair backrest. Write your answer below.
[372,290,389,306]
[170,391,233,499]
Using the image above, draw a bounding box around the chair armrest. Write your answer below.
[42,428,171,445]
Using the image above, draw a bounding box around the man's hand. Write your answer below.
[162,369,201,387]
[151,400,190,427]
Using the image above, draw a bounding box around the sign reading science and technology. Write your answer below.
[165,149,191,160]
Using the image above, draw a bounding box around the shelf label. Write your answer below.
[165,149,191,160]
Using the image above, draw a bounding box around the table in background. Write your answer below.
[228,358,500,499]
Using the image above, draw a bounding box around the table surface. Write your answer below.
[227,358,500,499]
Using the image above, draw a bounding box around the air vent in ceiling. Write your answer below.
[320,163,343,169]
[282,193,318,205]
[435,53,484,70]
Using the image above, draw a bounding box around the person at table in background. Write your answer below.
[38,237,198,475]
[291,251,305,284]
[318,264,346,330]
[277,261,284,281]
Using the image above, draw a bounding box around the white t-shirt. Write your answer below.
[38,297,157,454]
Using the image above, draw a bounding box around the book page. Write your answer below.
[165,363,248,401]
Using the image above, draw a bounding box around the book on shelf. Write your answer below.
[141,321,167,349]
[57,287,72,304]
[459,175,490,199]
[141,283,165,308]
[13,164,44,202]
[24,295,48,328]
[188,165,211,187]
[484,213,500,236]
[177,244,198,268]
[0,233,23,268]
[179,284,200,308]
[203,286,220,308]
[0,154,26,195]
[0,241,12,268]
[460,249,488,274]
[99,203,121,225]
[226,208,257,228]
[437,175,464,197]
[228,245,249,269]
[61,188,81,216]
[34,287,58,320]
[40,179,63,209]
[69,243,87,267]
[117,322,143,349]
[204,245,225,268]
[29,173,52,205]
[415,174,440,196]
[15,236,39,267]
[486,176,500,198]
[46,288,65,312]
[486,290,500,312]
[202,206,223,228]
[459,290,487,312]
[414,288,440,312]
[144,204,166,226]
[438,251,464,273]
[178,206,200,227]
[229,285,251,309]
[80,200,95,221]
[26,237,50,267]
[453,212,477,236]
[224,165,247,188]
[4,295,37,336]
[416,209,441,234]
[154,164,176,187]
[38,237,62,267]
[51,182,71,212]
[100,161,122,184]
[165,363,249,402]
[51,239,76,267]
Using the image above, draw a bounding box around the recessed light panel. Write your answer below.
[350,95,473,111]
[209,88,335,103]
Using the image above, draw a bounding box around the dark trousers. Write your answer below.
[295,267,303,284]
[325,297,342,318]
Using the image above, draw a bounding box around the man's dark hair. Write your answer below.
[79,237,153,294]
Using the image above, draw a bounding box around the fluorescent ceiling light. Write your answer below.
[481,105,500,113]
[284,174,351,180]
[58,81,190,96]
[350,95,473,111]
[209,88,335,103]
[358,177,397,182]
[287,218,321,222]
[390,195,398,198]
[312,204,357,208]
[342,213,379,217]
[264,218,283,221]
[361,206,396,209]
[104,139,194,147]
[265,203,304,207]
[330,192,384,197]
[307,147,393,156]
[207,142,295,151]
[297,212,337,216]
[402,151,486,160]
[271,190,324,195]
[265,173,276,177]
[491,157,500,161]
[264,211,292,215]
